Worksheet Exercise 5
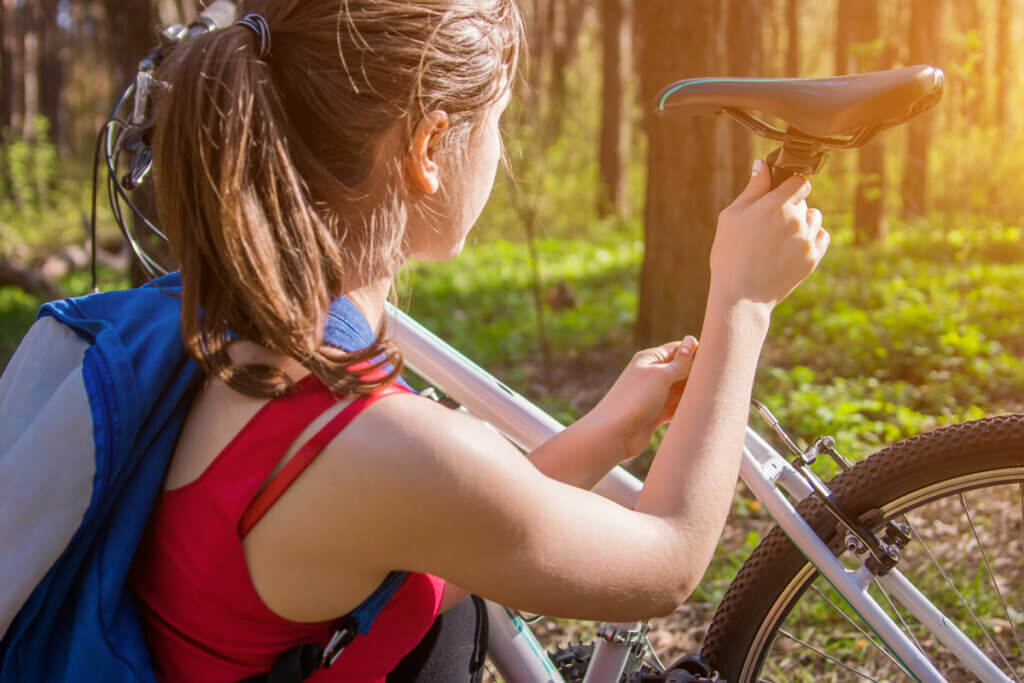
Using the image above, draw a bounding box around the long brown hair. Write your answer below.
[152,0,522,397]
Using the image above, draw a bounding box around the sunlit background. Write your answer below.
[2,0,1024,671]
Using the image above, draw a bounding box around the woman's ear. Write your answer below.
[405,110,450,195]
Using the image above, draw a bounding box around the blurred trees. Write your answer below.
[634,0,723,344]
[995,0,1013,131]
[4,0,1024,348]
[727,0,763,198]
[902,0,944,218]
[598,0,630,218]
[786,0,800,76]
[838,0,889,244]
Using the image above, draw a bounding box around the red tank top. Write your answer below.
[130,375,445,682]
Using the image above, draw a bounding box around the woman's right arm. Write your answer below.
[264,163,828,623]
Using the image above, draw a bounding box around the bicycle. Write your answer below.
[101,4,1024,681]
[387,68,1024,682]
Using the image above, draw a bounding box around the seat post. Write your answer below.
[766,131,828,189]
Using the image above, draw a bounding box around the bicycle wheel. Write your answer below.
[700,414,1024,682]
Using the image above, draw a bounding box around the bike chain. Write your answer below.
[547,644,721,683]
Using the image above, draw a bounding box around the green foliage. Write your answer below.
[401,215,1024,477]
[930,126,1024,221]
[0,116,101,256]
[0,286,42,366]
[761,220,1024,447]
[0,265,128,369]
[399,236,641,393]
[2,117,59,215]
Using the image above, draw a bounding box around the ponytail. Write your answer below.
[151,0,521,398]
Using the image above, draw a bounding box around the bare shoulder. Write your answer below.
[328,391,519,476]
[242,389,521,620]
[249,390,530,567]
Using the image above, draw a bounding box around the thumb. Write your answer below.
[730,158,772,211]
[667,336,698,374]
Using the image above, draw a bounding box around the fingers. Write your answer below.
[807,207,823,231]
[671,335,698,360]
[804,206,829,261]
[665,336,698,376]
[636,340,683,365]
[730,159,773,211]
[813,220,831,257]
[769,174,812,207]
[639,336,699,365]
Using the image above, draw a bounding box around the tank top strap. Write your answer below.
[238,383,413,538]
[183,374,336,505]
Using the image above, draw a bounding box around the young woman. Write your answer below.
[128,0,829,681]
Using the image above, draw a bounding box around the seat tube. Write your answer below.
[581,635,633,683]
[485,601,566,683]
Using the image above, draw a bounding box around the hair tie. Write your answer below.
[235,13,272,58]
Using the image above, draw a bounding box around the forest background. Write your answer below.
[2,0,1021,478]
[3,0,1024,665]
[2,0,1020,457]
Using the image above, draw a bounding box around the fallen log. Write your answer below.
[0,244,129,299]
[0,257,63,299]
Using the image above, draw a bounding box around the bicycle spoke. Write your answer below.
[959,492,1024,680]
[807,583,910,676]
[776,628,879,682]
[873,579,927,657]
[906,514,1019,678]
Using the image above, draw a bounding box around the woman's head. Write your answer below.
[153,0,522,397]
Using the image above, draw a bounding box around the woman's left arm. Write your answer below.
[526,337,697,491]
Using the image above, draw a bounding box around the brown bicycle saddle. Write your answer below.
[657,65,944,140]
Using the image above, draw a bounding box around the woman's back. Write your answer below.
[131,370,445,682]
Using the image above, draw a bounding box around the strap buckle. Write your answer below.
[321,616,358,668]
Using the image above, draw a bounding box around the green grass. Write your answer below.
[399,216,1024,473]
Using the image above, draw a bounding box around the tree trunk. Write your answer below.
[901,0,943,218]
[2,0,24,135]
[100,0,156,96]
[785,0,799,76]
[22,0,43,142]
[40,0,69,156]
[851,0,887,244]
[524,0,551,112]
[0,1,7,132]
[996,0,1012,131]
[727,0,763,198]
[597,0,630,218]
[835,0,852,74]
[949,0,983,128]
[635,0,723,345]
[547,0,586,139]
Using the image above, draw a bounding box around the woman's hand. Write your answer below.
[709,160,829,310]
[584,336,699,460]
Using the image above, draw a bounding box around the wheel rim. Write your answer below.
[741,466,1024,682]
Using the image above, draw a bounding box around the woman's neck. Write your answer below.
[345,277,393,334]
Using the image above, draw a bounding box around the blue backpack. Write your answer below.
[0,273,404,682]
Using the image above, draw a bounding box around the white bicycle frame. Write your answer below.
[387,304,1013,683]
